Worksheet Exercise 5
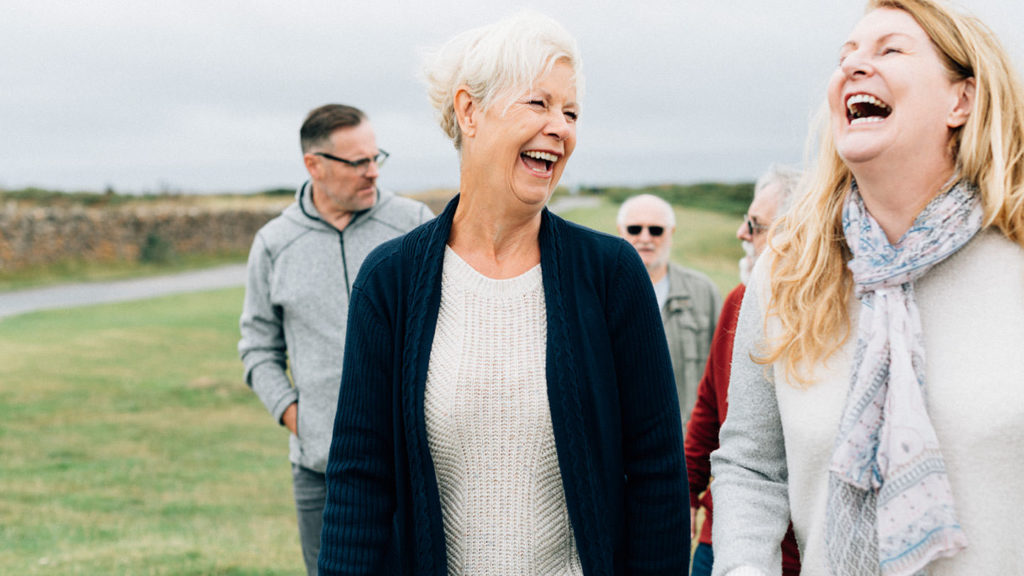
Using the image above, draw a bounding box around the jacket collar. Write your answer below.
[664,263,694,313]
[293,180,386,232]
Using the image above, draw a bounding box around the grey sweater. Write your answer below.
[238,182,433,472]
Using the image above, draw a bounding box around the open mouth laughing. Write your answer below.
[520,150,560,175]
[845,93,893,125]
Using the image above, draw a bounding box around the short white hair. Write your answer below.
[754,163,802,218]
[421,10,584,150]
[617,194,676,227]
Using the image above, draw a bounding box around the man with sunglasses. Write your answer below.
[616,194,722,430]
[685,164,802,576]
[238,104,432,576]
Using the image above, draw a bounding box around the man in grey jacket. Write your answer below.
[238,104,433,576]
[617,194,721,429]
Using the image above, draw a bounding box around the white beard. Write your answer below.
[738,240,756,285]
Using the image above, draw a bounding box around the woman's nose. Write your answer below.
[546,112,572,141]
[840,49,873,78]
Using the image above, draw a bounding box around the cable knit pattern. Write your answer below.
[425,248,582,575]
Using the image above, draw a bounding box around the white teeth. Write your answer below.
[523,150,558,162]
[846,93,890,112]
[850,116,886,125]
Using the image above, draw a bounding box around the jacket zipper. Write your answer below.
[339,233,351,298]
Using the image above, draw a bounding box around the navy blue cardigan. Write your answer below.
[319,196,689,575]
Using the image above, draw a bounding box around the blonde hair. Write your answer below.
[762,0,1024,383]
[421,10,583,151]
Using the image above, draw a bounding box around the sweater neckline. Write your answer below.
[442,245,542,298]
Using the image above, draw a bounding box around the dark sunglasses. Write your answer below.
[744,214,770,236]
[625,225,665,237]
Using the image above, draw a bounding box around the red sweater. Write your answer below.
[684,284,801,575]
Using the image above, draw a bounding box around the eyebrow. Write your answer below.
[840,32,915,54]
[529,89,579,110]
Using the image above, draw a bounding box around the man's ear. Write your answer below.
[303,153,321,179]
[454,86,478,139]
[948,77,975,128]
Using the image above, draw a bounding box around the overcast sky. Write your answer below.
[3,1,1023,195]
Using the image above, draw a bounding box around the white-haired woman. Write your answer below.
[711,0,1024,575]
[318,11,689,575]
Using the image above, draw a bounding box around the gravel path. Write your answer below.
[0,264,248,320]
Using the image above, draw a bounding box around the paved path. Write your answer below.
[547,195,601,214]
[0,195,603,320]
[0,264,248,320]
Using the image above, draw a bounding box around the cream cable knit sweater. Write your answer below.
[424,247,583,575]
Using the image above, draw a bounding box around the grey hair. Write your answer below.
[754,163,802,218]
[616,194,677,228]
[421,10,584,151]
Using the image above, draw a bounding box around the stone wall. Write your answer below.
[0,200,287,272]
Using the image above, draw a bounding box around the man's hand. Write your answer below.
[281,402,298,436]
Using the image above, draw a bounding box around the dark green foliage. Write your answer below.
[139,232,175,264]
[256,187,296,197]
[0,187,178,207]
[0,187,129,207]
[581,182,754,216]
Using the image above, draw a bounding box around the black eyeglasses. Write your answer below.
[314,149,389,173]
[625,225,665,237]
[744,214,770,236]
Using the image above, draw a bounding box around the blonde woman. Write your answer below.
[318,11,688,575]
[711,1,1024,575]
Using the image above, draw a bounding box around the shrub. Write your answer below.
[139,232,174,264]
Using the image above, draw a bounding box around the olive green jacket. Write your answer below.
[661,262,721,428]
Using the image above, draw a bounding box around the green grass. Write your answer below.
[0,288,298,575]
[559,198,744,294]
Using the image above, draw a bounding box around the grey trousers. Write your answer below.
[292,463,326,576]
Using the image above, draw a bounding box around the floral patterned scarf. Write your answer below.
[825,179,980,576]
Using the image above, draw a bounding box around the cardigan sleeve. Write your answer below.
[319,278,397,575]
[709,271,790,576]
[685,284,745,510]
[607,243,690,574]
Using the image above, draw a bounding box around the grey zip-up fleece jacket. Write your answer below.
[239,181,433,473]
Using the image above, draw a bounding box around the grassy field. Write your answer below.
[0,289,297,575]
[0,198,744,574]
